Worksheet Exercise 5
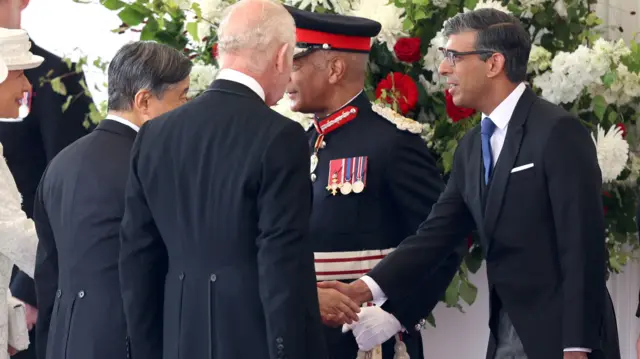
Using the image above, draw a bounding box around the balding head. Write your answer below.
[216,0,295,106]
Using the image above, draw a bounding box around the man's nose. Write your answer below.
[438,59,452,76]
[22,76,32,93]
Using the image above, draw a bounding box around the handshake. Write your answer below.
[316,280,403,351]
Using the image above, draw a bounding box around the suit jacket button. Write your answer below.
[414,323,421,331]
[179,273,185,280]
[56,289,61,298]
[210,274,217,282]
[277,344,284,350]
[78,290,85,298]
[276,337,283,344]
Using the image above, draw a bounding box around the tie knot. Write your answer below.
[481,117,496,136]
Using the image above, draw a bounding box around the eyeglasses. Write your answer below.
[438,47,496,66]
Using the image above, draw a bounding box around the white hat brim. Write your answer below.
[6,55,44,71]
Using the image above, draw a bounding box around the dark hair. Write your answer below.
[443,8,531,83]
[107,41,192,111]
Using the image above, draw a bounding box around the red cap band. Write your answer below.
[296,28,371,52]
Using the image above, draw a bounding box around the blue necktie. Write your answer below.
[481,117,496,184]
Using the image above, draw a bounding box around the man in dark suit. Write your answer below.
[319,9,620,359]
[283,6,463,358]
[118,1,329,359]
[32,41,192,359]
[1,1,94,357]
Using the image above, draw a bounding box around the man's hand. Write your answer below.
[563,352,588,359]
[23,302,37,331]
[8,345,17,356]
[317,279,373,305]
[342,306,402,351]
[317,288,360,327]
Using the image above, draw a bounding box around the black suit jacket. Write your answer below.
[368,87,616,359]
[306,93,463,358]
[9,43,94,308]
[118,79,327,359]
[33,120,135,359]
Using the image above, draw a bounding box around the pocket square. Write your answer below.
[511,163,534,173]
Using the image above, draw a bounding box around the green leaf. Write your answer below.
[602,71,617,87]
[465,250,483,273]
[426,313,436,327]
[61,96,73,112]
[444,274,460,307]
[413,9,427,21]
[100,0,126,10]
[403,18,413,32]
[464,0,478,10]
[459,278,478,305]
[186,22,198,40]
[50,77,67,96]
[607,110,618,125]
[88,103,103,124]
[118,7,146,26]
[191,2,202,19]
[592,95,607,121]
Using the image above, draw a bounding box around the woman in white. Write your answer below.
[0,27,42,357]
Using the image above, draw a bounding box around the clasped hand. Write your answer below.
[317,281,402,351]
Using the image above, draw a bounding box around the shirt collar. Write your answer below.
[105,114,140,132]
[216,68,266,102]
[482,82,527,130]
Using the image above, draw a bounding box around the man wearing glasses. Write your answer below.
[321,8,620,359]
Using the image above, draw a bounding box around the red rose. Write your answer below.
[467,235,473,249]
[616,123,626,138]
[211,43,218,58]
[375,72,419,115]
[394,38,421,63]
[603,206,608,216]
[445,89,476,122]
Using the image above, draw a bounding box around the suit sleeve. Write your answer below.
[35,63,94,161]
[256,121,324,359]
[119,125,168,359]
[367,141,475,325]
[381,132,465,328]
[33,177,59,359]
[543,116,605,349]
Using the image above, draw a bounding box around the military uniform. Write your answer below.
[286,7,465,358]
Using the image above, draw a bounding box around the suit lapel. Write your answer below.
[483,88,537,239]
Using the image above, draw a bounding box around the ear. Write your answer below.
[486,53,506,79]
[328,57,346,85]
[133,89,152,115]
[19,0,30,11]
[275,43,291,74]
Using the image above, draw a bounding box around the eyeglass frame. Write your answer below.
[438,47,497,66]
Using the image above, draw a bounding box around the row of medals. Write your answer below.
[310,145,364,196]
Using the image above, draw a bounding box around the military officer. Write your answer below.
[284,6,465,359]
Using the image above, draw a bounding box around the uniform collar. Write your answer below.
[313,90,366,135]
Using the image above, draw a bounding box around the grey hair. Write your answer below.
[217,0,295,71]
[444,8,531,83]
[107,41,192,112]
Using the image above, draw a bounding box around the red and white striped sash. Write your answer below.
[314,248,395,281]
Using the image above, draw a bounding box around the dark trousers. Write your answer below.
[494,311,527,359]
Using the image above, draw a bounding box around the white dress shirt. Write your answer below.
[105,114,140,132]
[361,82,589,353]
[216,68,266,102]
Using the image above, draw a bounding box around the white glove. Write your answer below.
[342,306,402,351]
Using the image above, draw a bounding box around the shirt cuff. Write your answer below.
[563,348,591,352]
[360,275,387,306]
